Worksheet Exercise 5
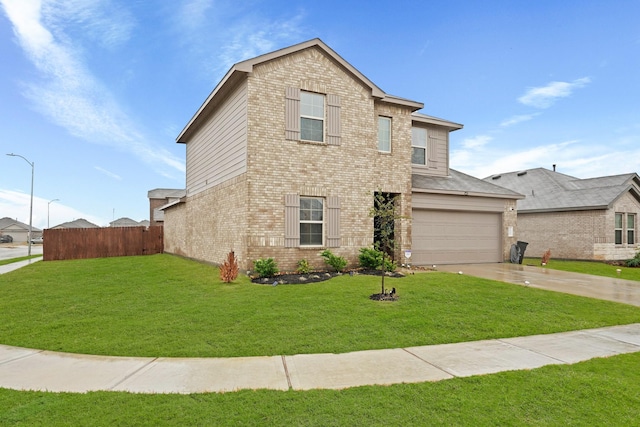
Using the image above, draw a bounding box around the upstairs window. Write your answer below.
[300,92,324,142]
[411,127,427,165]
[378,116,391,152]
[628,214,636,245]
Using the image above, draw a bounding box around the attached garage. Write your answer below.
[412,209,502,264]
[411,170,524,266]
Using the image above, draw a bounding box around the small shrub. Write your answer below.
[358,247,397,272]
[320,249,347,272]
[220,250,239,283]
[253,258,278,278]
[296,259,312,274]
[359,247,382,269]
[626,251,640,268]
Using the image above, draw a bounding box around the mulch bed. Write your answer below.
[250,269,405,285]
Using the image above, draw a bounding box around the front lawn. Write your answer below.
[1,254,638,357]
[2,254,640,425]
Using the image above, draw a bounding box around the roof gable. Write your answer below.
[0,217,42,232]
[485,168,640,212]
[177,38,424,143]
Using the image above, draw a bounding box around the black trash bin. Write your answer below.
[516,241,528,264]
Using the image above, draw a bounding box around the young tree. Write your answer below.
[369,191,402,295]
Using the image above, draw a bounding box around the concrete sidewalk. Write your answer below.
[1,323,639,394]
[0,256,42,274]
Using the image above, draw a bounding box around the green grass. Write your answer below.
[1,352,639,425]
[1,254,639,425]
[1,254,639,357]
[0,255,41,267]
[523,257,640,281]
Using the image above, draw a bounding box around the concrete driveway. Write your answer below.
[437,263,640,307]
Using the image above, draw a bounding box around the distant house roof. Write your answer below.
[110,217,143,227]
[147,188,186,199]
[51,218,100,229]
[413,169,524,199]
[484,168,640,213]
[177,38,425,143]
[0,217,42,232]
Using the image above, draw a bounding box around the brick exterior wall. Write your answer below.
[517,191,640,261]
[241,47,413,271]
[165,175,249,267]
[503,199,519,261]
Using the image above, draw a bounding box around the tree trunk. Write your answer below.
[381,252,386,294]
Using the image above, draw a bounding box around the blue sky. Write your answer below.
[1,0,639,229]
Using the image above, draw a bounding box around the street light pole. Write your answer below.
[48,199,59,228]
[7,153,34,256]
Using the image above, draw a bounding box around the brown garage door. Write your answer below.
[412,209,502,265]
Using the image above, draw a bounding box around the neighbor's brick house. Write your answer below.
[163,39,521,270]
[486,167,640,261]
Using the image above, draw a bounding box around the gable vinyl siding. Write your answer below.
[186,80,248,195]
[412,125,449,176]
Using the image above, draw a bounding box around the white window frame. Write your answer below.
[411,127,427,165]
[615,213,623,245]
[628,213,636,245]
[300,197,324,246]
[378,116,391,153]
[300,91,325,142]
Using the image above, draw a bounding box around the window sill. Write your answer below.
[299,139,327,146]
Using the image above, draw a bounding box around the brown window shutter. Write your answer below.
[284,194,300,247]
[326,196,341,247]
[285,87,300,140]
[326,94,341,146]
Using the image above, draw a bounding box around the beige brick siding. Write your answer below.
[233,47,414,271]
[164,175,249,267]
[517,192,640,261]
[503,199,518,261]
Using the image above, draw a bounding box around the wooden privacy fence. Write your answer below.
[43,226,164,261]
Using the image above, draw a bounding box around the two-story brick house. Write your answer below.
[163,39,522,270]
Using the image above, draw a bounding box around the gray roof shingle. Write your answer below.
[413,169,524,198]
[484,168,640,212]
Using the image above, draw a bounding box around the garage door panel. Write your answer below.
[412,209,501,265]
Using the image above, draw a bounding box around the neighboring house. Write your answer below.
[148,189,186,226]
[0,217,42,243]
[163,38,522,270]
[485,167,640,261]
[51,218,100,229]
[110,217,145,227]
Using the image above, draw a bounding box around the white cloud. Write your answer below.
[0,189,108,229]
[94,166,122,180]
[43,0,135,49]
[518,77,591,108]
[499,113,541,127]
[451,138,640,180]
[0,0,184,174]
[461,135,493,150]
